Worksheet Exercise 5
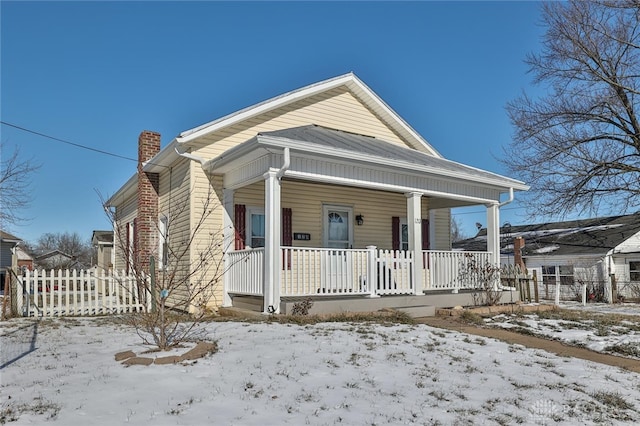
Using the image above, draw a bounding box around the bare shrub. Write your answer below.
[102,186,229,351]
[290,298,314,316]
[457,254,502,306]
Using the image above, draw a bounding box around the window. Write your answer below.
[630,261,640,282]
[158,215,169,269]
[541,265,574,286]
[542,266,556,286]
[558,265,574,285]
[399,218,409,251]
[246,208,265,248]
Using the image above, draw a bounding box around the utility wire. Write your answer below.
[1,120,139,163]
[452,206,524,216]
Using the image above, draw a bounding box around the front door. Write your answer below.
[322,205,353,292]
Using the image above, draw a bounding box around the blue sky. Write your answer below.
[1,1,545,244]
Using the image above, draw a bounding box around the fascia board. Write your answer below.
[143,139,180,173]
[283,169,499,205]
[256,135,528,191]
[105,173,138,207]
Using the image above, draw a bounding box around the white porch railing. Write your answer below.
[227,246,417,298]
[375,249,413,295]
[17,269,150,317]
[424,251,491,291]
[281,247,370,296]
[225,247,493,303]
[226,248,264,296]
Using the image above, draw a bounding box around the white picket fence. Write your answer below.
[17,269,151,317]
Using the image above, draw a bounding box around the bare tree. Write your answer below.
[28,232,93,269]
[451,216,468,242]
[102,187,231,351]
[0,144,40,228]
[504,0,640,218]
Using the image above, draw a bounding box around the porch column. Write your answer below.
[222,188,235,307]
[263,170,281,314]
[406,192,424,295]
[486,203,500,265]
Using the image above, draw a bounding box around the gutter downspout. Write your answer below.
[495,187,514,290]
[276,147,290,179]
[499,187,514,207]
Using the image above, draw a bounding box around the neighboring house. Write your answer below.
[92,230,114,272]
[453,213,640,301]
[34,250,84,270]
[15,245,33,272]
[106,73,528,314]
[0,231,21,289]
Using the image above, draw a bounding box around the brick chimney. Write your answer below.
[513,237,526,272]
[136,130,161,273]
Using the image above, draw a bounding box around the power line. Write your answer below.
[452,206,524,216]
[1,121,138,163]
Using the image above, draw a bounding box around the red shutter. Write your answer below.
[422,219,430,269]
[125,223,130,274]
[234,204,246,250]
[422,219,430,250]
[392,216,400,250]
[132,218,138,272]
[282,208,292,246]
[282,208,292,269]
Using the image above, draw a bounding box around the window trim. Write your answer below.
[629,260,640,282]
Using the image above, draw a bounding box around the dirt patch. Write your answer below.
[417,315,640,373]
[437,303,558,317]
[115,341,218,366]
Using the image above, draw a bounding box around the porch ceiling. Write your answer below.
[204,125,528,205]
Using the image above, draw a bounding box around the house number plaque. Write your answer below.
[294,233,311,241]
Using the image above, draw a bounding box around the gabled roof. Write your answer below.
[0,231,21,245]
[109,73,441,205]
[206,125,527,191]
[453,213,640,257]
[35,250,75,262]
[92,230,114,245]
[176,73,439,156]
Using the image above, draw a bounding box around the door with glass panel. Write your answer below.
[322,205,353,292]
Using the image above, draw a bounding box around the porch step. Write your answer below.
[392,305,436,318]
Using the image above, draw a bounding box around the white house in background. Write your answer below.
[92,230,114,272]
[0,231,21,289]
[454,213,640,301]
[106,73,528,315]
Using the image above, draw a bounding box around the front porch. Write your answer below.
[224,247,517,315]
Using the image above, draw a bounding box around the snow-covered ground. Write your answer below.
[1,309,639,425]
[486,303,640,359]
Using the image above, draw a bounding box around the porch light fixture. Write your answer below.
[356,214,364,226]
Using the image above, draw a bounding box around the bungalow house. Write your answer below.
[106,73,528,315]
[453,213,640,302]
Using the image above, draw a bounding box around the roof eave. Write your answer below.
[255,135,528,191]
